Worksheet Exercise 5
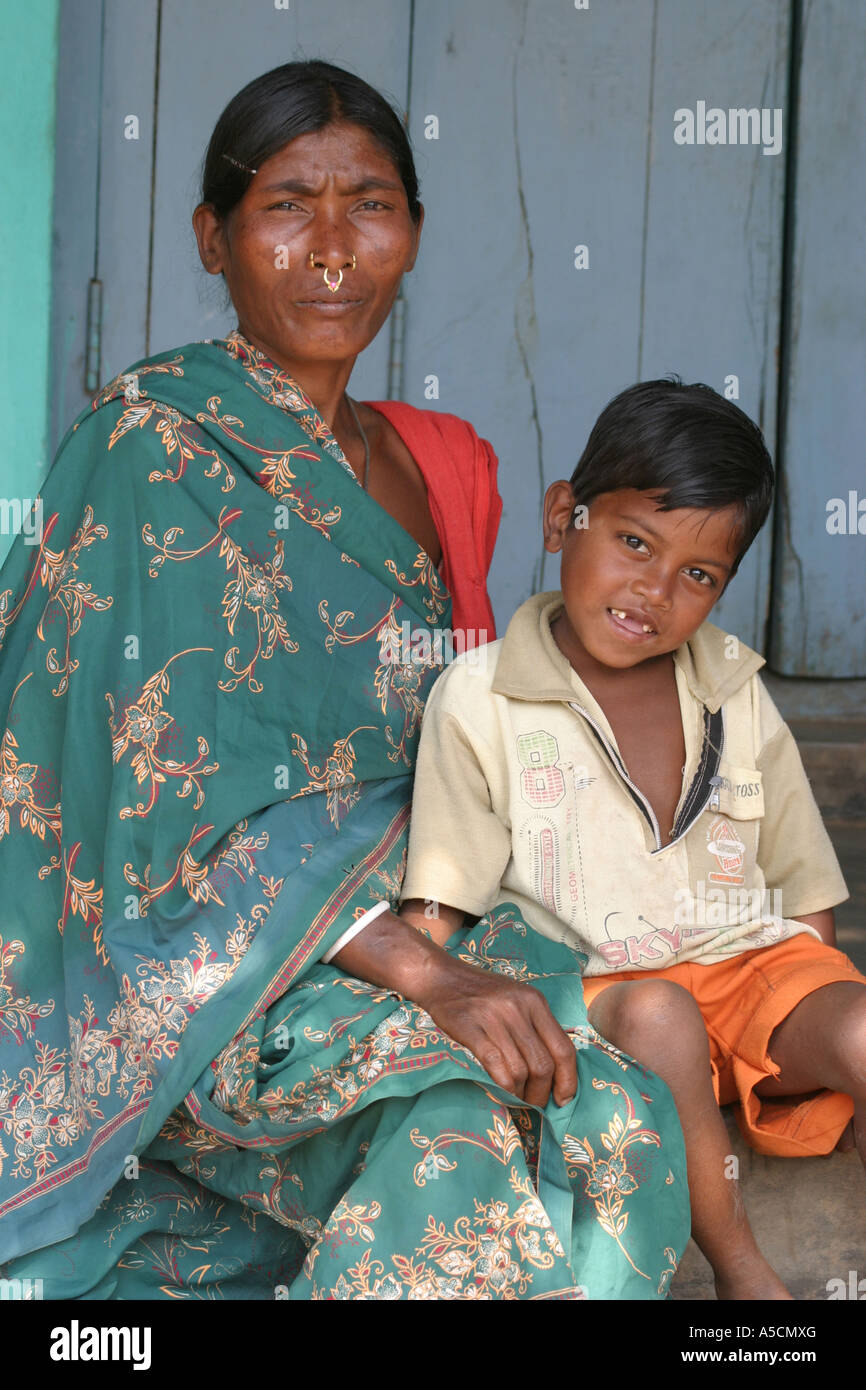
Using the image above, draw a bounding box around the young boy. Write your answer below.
[397,378,866,1299]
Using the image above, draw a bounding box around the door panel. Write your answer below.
[52,0,856,671]
[98,0,161,398]
[637,0,789,647]
[405,0,656,630]
[403,0,789,645]
[769,0,866,676]
[147,0,412,402]
[50,0,110,453]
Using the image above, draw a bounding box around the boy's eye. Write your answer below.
[685,567,715,587]
[621,533,649,553]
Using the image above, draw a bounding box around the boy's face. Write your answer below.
[543,485,743,671]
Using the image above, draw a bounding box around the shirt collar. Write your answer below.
[491,590,765,713]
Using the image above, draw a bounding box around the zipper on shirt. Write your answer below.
[670,706,724,839]
[566,700,723,855]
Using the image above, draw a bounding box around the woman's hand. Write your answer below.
[414,950,578,1109]
[331,907,577,1108]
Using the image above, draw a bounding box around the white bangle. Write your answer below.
[321,899,392,963]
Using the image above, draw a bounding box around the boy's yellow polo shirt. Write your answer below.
[401,591,848,975]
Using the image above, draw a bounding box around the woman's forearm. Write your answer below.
[329,907,452,1001]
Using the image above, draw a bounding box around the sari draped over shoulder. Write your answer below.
[0,332,689,1299]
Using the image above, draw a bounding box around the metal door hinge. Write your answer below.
[387,288,407,401]
[85,277,103,392]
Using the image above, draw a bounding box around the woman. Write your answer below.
[0,61,688,1299]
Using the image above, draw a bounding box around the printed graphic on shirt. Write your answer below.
[706,815,746,885]
[524,818,563,917]
[597,912,682,970]
[515,729,598,929]
[516,730,565,808]
[594,907,792,971]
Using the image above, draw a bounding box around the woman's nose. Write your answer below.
[306,216,355,272]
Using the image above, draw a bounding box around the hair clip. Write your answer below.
[221,152,258,175]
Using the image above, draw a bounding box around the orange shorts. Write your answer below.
[581,933,866,1157]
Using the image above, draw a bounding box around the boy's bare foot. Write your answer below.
[714,1251,793,1300]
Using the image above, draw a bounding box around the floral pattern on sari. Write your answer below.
[0,330,689,1298]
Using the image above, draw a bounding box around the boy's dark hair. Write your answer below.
[569,377,775,570]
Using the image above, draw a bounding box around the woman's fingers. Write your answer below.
[415,958,577,1108]
[503,1012,558,1108]
[474,1029,530,1100]
[471,992,576,1109]
[528,997,578,1106]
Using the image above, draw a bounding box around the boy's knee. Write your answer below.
[593,979,707,1061]
[831,988,866,1076]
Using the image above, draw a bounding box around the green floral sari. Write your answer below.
[0,332,689,1298]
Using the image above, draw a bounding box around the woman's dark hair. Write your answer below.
[200,60,421,222]
[569,377,775,567]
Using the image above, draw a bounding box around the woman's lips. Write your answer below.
[606,607,658,640]
[295,298,364,315]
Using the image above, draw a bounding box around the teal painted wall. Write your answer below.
[0,1,60,568]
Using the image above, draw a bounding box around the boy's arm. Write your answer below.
[790,908,836,949]
[754,681,848,924]
[399,693,512,920]
[400,897,465,947]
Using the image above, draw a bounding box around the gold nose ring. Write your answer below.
[309,253,357,291]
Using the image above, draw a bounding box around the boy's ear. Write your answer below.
[543,480,578,554]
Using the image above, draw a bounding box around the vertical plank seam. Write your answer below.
[512,0,546,594]
[767,0,806,667]
[93,0,106,279]
[144,0,163,358]
[636,0,659,380]
[386,0,415,402]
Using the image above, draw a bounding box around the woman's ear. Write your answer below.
[543,480,578,555]
[192,203,228,276]
[404,203,425,273]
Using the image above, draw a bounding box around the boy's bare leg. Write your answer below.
[753,980,866,1165]
[588,979,792,1299]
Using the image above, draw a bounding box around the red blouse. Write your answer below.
[365,401,502,646]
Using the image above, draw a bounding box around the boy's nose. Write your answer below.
[633,569,674,609]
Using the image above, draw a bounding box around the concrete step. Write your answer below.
[790,719,866,823]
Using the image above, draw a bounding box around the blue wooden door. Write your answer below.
[50,0,861,671]
[50,0,413,447]
[403,0,789,648]
[768,0,866,676]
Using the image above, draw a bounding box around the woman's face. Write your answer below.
[194,121,423,367]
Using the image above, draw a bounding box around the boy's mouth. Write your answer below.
[607,607,658,639]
